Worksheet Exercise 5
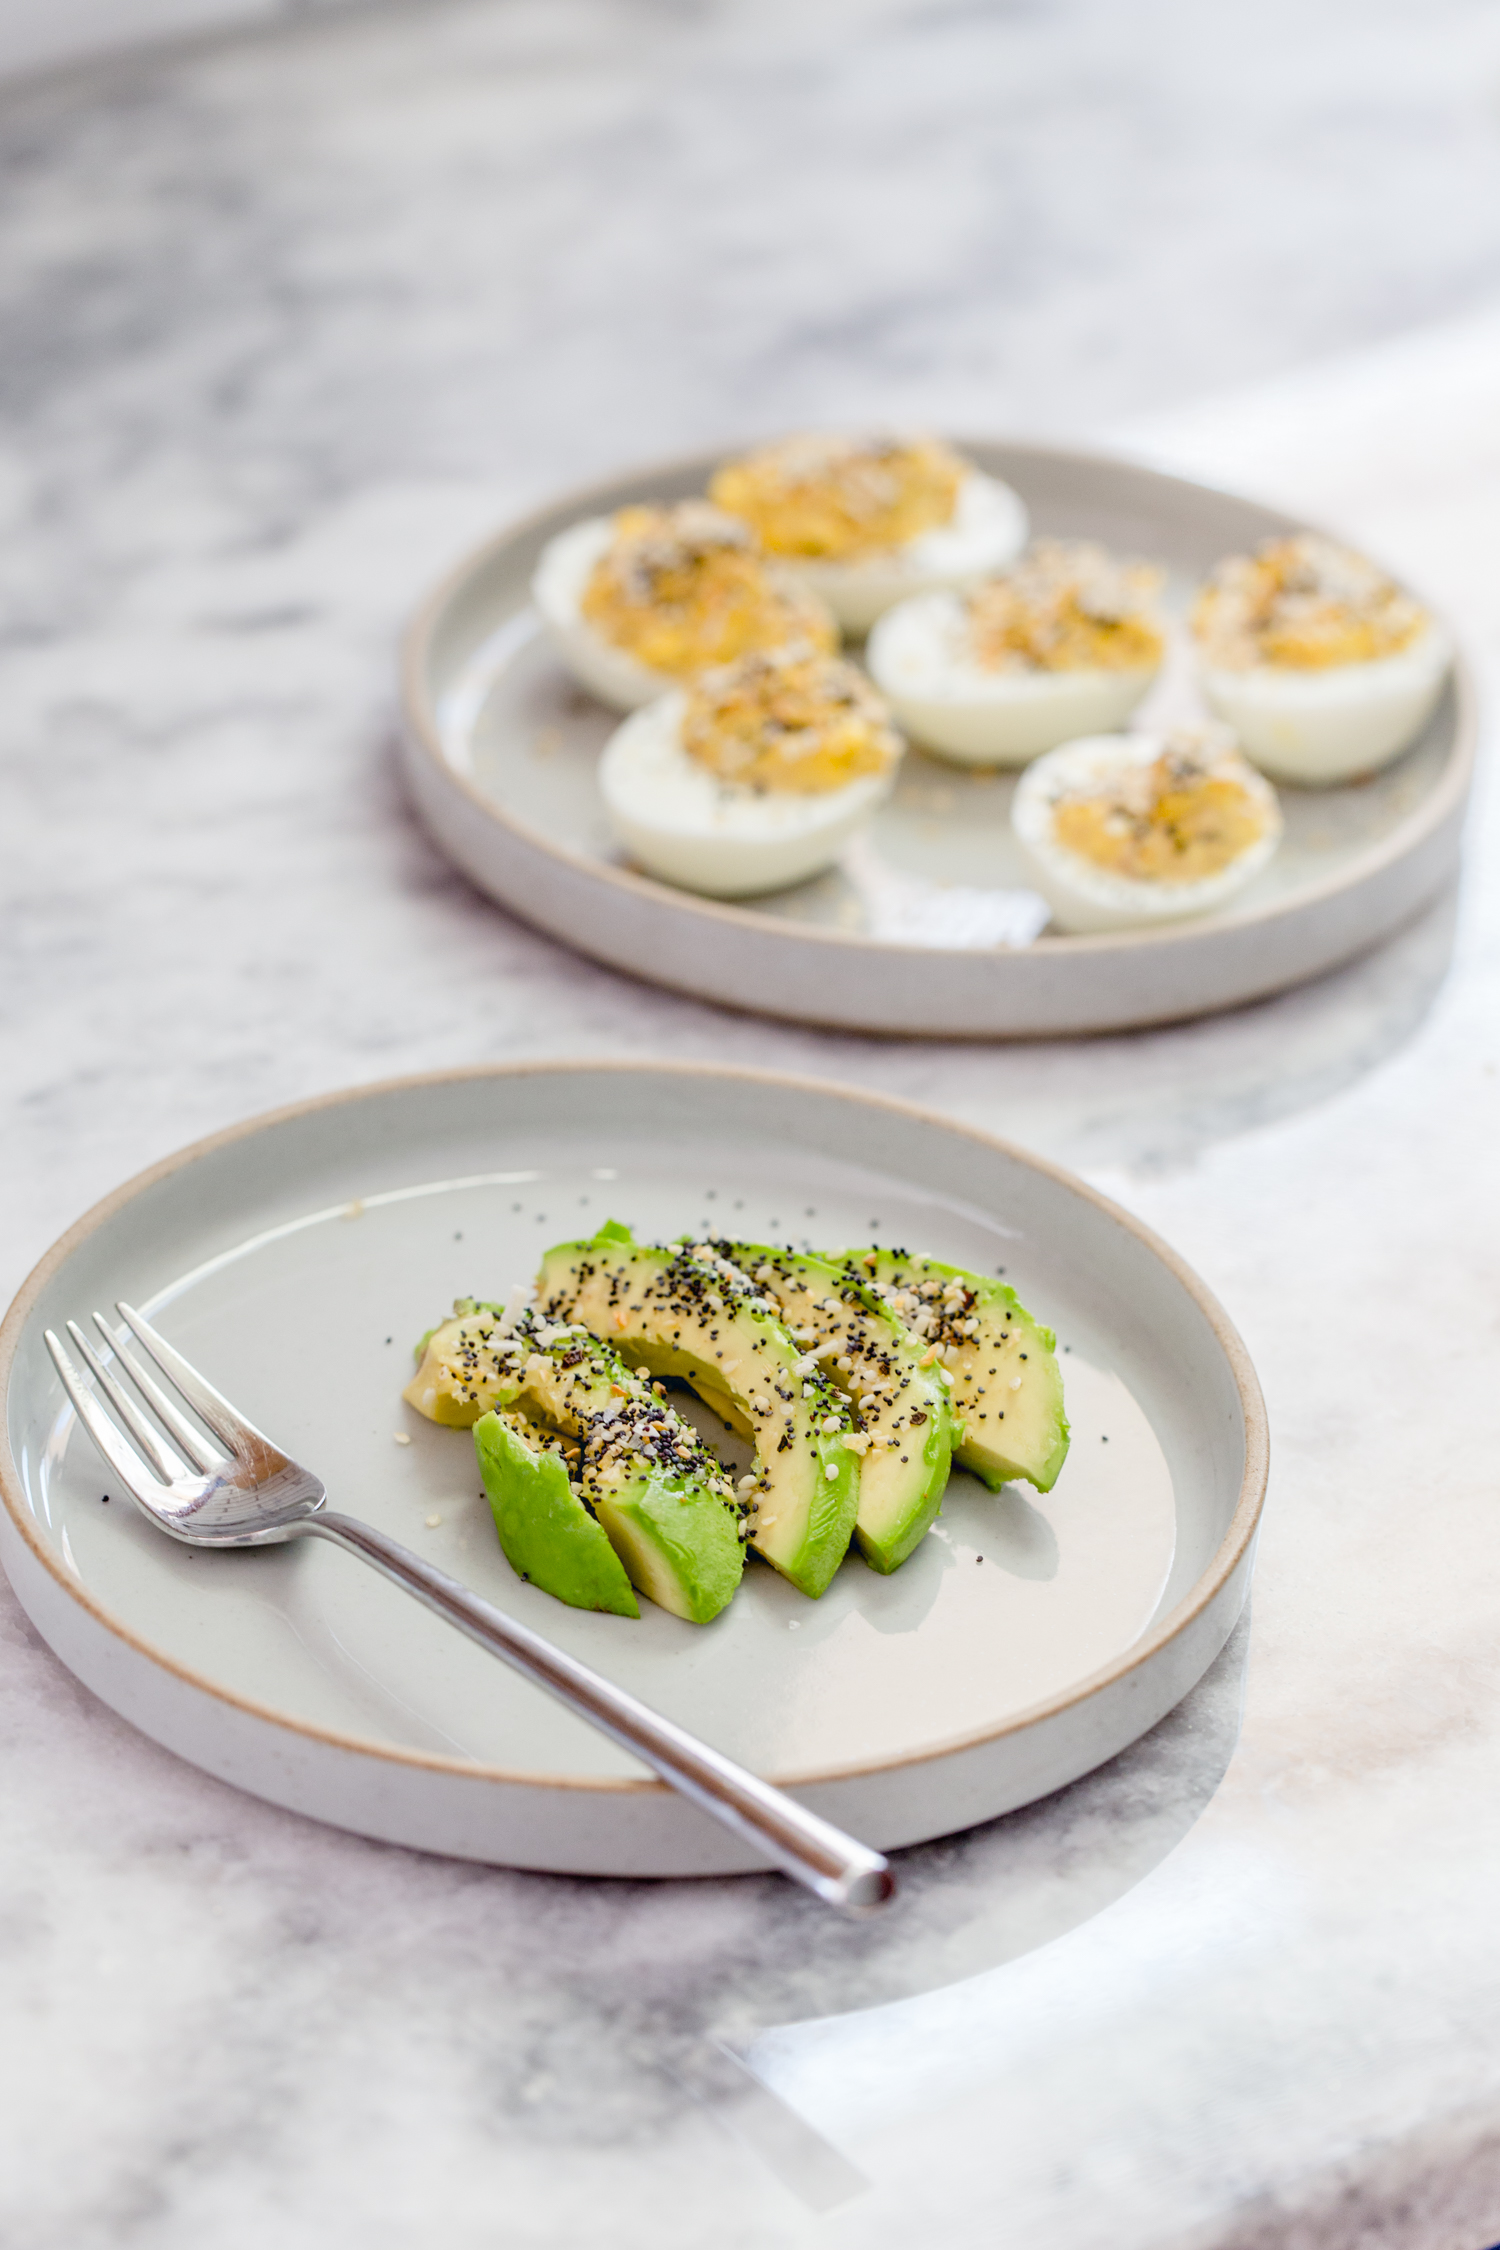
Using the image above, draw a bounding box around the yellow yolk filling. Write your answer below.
[1193,533,1425,670]
[682,648,903,794]
[968,540,1164,672]
[1052,754,1265,885]
[580,502,836,676]
[709,435,964,560]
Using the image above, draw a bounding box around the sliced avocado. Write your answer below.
[407,1304,744,1623]
[475,1408,639,1616]
[536,1221,860,1600]
[404,1296,514,1425]
[848,1249,1070,1493]
[712,1240,956,1574]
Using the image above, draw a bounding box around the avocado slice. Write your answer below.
[404,1296,514,1426]
[536,1222,861,1600]
[406,1305,745,1623]
[475,1408,639,1617]
[712,1240,957,1574]
[847,1249,1070,1493]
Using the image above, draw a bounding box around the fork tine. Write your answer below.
[90,1314,224,1473]
[115,1302,270,1456]
[67,1322,191,1483]
[44,1329,169,1508]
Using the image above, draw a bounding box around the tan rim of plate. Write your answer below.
[400,441,1477,1031]
[0,1060,1269,1796]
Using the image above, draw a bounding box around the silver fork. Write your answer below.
[44,1304,895,1916]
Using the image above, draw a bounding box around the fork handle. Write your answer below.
[296,1512,895,1916]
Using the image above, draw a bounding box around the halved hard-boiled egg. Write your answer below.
[600,643,904,898]
[532,500,837,712]
[866,539,1165,766]
[1192,533,1450,785]
[708,434,1028,635]
[1012,728,1283,934]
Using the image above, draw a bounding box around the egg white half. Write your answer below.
[775,472,1029,637]
[599,693,896,898]
[1198,620,1450,785]
[867,589,1159,766]
[1012,733,1283,935]
[531,516,680,711]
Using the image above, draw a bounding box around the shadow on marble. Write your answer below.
[1026,885,1463,1178]
[767,877,1459,1177]
[715,1607,1250,2021]
[468,1613,1251,2209]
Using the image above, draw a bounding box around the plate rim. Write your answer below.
[0,1059,1269,1795]
[400,437,1477,972]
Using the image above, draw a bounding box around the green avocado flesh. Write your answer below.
[712,1240,956,1574]
[475,1410,639,1617]
[406,1307,744,1623]
[536,1222,861,1600]
[847,1250,1070,1493]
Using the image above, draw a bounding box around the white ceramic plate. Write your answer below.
[0,1064,1266,1877]
[401,443,1475,1039]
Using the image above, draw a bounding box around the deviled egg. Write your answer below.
[1192,533,1450,785]
[600,644,904,898]
[708,434,1028,635]
[867,539,1165,766]
[1013,728,1282,934]
[532,500,837,712]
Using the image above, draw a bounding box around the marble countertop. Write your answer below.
[3,4,1500,2244]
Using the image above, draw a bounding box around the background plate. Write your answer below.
[0,1064,1266,1876]
[401,443,1475,1038]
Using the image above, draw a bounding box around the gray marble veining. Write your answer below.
[2,4,1500,2245]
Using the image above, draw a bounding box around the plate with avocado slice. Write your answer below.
[402,440,1473,1038]
[0,1063,1266,1877]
